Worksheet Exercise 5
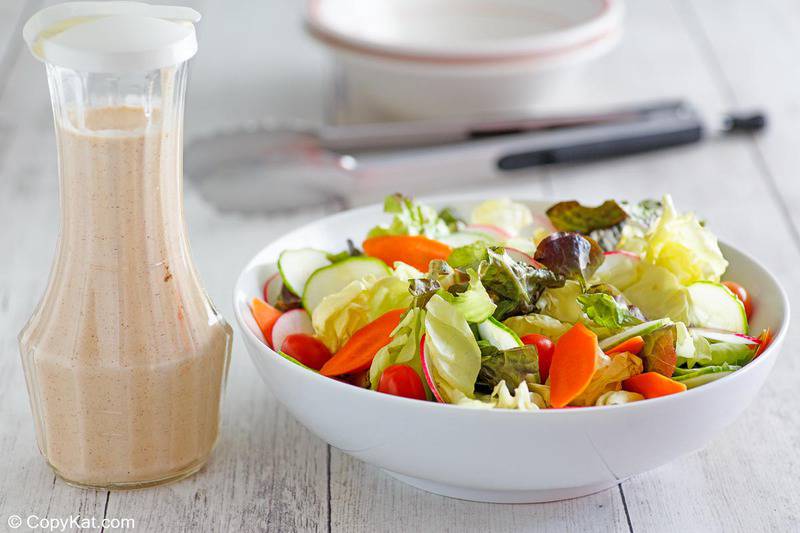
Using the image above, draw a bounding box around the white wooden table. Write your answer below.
[2,1,799,531]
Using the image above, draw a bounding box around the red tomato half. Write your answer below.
[281,334,332,370]
[377,364,427,401]
[723,281,753,318]
[520,334,555,382]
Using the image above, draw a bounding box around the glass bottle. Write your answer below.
[19,2,232,489]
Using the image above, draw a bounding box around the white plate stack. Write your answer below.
[307,0,624,120]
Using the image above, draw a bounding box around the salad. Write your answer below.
[250,194,773,410]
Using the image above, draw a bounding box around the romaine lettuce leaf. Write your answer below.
[367,194,451,239]
[503,313,571,341]
[369,308,427,392]
[311,275,412,352]
[424,295,482,400]
[470,198,534,236]
[641,195,728,284]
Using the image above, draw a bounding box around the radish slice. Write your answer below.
[604,250,641,259]
[690,328,761,345]
[263,273,283,306]
[464,224,512,240]
[419,334,445,403]
[506,247,545,268]
[271,309,314,351]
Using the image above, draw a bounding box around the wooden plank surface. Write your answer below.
[0,0,797,532]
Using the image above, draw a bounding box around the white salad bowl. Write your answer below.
[306,0,623,119]
[233,195,789,503]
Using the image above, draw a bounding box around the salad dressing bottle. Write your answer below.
[18,2,232,489]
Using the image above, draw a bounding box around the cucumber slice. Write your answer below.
[302,256,391,312]
[477,317,523,350]
[598,318,672,351]
[688,281,748,334]
[437,231,492,247]
[278,248,331,297]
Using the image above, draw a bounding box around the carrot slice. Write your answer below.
[605,335,645,356]
[754,328,773,358]
[363,235,452,272]
[320,308,406,377]
[623,372,686,399]
[549,323,599,408]
[251,297,282,347]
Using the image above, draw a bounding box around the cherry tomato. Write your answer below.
[723,281,753,318]
[520,333,555,382]
[281,333,332,370]
[377,364,427,401]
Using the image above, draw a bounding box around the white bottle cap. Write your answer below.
[23,1,201,72]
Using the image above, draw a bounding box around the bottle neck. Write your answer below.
[48,64,190,275]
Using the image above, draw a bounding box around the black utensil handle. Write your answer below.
[496,123,703,171]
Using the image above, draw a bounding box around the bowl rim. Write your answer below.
[233,192,790,417]
[305,0,623,65]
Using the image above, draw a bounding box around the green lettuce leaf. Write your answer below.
[622,262,690,322]
[367,193,451,239]
[470,198,534,236]
[369,308,427,393]
[476,344,540,393]
[447,242,490,269]
[672,363,741,388]
[503,313,571,341]
[423,295,482,401]
[536,280,584,324]
[534,232,604,286]
[641,195,728,284]
[482,248,566,320]
[577,293,642,330]
[709,342,755,366]
[326,239,362,263]
[440,268,496,323]
[437,206,464,233]
[311,275,412,352]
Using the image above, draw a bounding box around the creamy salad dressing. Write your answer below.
[19,105,231,487]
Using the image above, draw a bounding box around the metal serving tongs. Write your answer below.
[185,100,765,213]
